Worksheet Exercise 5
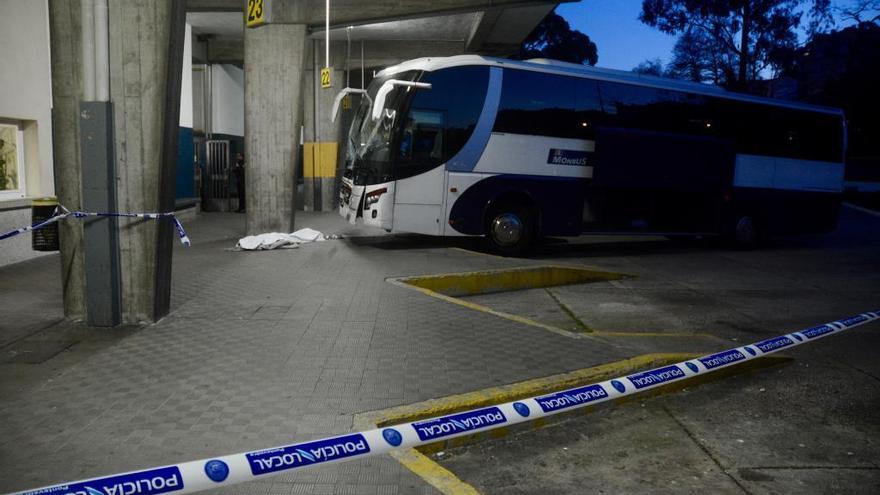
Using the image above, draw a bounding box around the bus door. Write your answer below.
[389,108,448,236]
[385,66,490,236]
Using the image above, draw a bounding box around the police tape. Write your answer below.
[7,311,879,495]
[0,205,190,246]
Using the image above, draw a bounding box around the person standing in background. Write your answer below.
[233,152,246,213]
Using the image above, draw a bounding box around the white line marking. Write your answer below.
[843,202,880,218]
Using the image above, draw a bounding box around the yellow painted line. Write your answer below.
[390,448,480,495]
[390,265,732,342]
[359,353,701,427]
[387,277,592,340]
[357,353,697,495]
[303,142,338,178]
[357,352,792,494]
[389,276,720,341]
[593,330,723,339]
[396,265,628,297]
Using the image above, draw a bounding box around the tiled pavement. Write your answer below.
[2,207,878,494]
[0,213,629,494]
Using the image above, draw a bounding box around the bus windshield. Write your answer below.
[345,70,420,186]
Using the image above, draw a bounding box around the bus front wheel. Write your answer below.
[484,203,535,256]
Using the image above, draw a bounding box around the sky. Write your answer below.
[556,0,879,72]
[555,1,677,71]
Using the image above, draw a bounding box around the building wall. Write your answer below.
[208,62,244,195]
[180,24,193,130]
[0,0,55,266]
[212,64,244,138]
[177,23,195,202]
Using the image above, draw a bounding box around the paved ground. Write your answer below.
[441,206,880,494]
[440,329,880,494]
[1,206,878,494]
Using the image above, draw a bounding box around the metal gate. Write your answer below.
[205,140,231,212]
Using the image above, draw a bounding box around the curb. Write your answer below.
[355,352,792,494]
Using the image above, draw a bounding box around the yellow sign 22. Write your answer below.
[246,0,265,27]
[321,68,332,89]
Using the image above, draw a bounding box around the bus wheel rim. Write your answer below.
[736,216,756,243]
[491,213,523,246]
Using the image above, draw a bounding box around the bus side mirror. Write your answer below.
[330,88,371,123]
[371,80,432,121]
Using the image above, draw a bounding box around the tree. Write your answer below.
[515,12,598,65]
[640,1,831,88]
[837,0,880,24]
[665,27,733,83]
[782,23,880,164]
[634,31,729,84]
[633,58,665,76]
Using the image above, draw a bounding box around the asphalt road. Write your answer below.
[438,204,880,494]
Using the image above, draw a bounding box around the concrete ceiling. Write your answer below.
[186,0,241,11]
[484,4,552,43]
[187,12,244,39]
[186,0,574,27]
[185,1,563,63]
[309,12,480,42]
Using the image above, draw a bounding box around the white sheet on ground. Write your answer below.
[237,228,328,250]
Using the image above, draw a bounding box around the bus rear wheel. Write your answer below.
[726,214,760,249]
[484,203,535,256]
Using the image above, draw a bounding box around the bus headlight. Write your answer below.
[364,188,387,210]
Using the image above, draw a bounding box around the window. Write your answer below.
[595,82,843,161]
[598,82,668,130]
[575,78,602,139]
[717,100,843,162]
[394,66,489,180]
[598,82,719,136]
[0,123,26,199]
[398,109,445,163]
[348,70,419,185]
[494,69,577,138]
[782,108,843,162]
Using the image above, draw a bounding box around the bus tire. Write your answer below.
[727,214,760,249]
[483,202,535,256]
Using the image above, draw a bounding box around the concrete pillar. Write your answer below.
[244,24,307,233]
[49,0,184,324]
[48,1,87,320]
[302,54,343,213]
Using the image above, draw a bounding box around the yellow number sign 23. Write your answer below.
[246,0,265,27]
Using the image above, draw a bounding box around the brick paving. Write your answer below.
[0,212,628,494]
[4,207,876,494]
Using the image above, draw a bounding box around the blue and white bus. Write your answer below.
[333,55,845,254]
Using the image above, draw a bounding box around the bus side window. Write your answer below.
[575,79,602,138]
[494,70,577,138]
[720,100,842,162]
[597,82,716,137]
[399,109,445,161]
[597,82,673,131]
[782,109,842,162]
